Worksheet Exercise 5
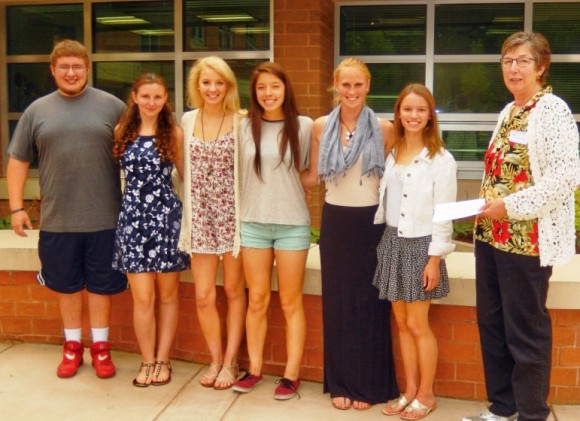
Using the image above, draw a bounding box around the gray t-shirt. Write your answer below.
[8,87,126,232]
[240,116,312,226]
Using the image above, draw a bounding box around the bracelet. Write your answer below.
[10,208,25,214]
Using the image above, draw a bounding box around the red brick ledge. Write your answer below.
[1,230,580,404]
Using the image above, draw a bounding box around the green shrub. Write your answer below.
[310,226,320,244]
[0,215,11,230]
[452,218,475,242]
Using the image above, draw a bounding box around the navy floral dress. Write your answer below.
[113,136,190,273]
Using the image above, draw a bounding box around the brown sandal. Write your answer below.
[133,362,155,388]
[214,364,239,390]
[199,364,222,387]
[152,360,172,386]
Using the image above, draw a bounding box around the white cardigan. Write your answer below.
[495,93,580,266]
[177,109,244,257]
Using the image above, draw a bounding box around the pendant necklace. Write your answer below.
[201,107,226,177]
[340,116,356,142]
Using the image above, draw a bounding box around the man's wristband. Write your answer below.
[10,208,26,215]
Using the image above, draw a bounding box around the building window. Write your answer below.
[366,63,426,112]
[93,1,176,53]
[183,1,270,52]
[7,4,84,55]
[1,0,271,176]
[93,61,176,105]
[434,3,524,55]
[337,0,580,179]
[340,5,427,55]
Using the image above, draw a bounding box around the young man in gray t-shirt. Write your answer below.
[7,40,126,379]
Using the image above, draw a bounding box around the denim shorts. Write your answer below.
[37,229,128,294]
[241,222,310,251]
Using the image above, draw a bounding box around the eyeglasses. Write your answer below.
[55,65,86,73]
[500,57,536,68]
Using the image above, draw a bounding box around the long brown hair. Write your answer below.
[113,73,177,162]
[393,83,445,159]
[248,61,301,180]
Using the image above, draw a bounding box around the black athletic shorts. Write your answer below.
[37,229,127,294]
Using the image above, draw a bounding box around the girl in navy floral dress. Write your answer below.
[112,73,189,387]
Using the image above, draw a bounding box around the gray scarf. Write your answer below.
[318,105,385,183]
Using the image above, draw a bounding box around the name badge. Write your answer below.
[509,130,528,145]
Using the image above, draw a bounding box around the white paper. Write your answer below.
[433,198,485,222]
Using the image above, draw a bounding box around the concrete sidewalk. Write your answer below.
[0,342,577,421]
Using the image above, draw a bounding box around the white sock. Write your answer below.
[91,327,109,343]
[64,328,82,343]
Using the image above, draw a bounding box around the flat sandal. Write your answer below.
[133,362,155,388]
[214,364,240,390]
[383,395,410,415]
[199,363,222,387]
[152,360,172,386]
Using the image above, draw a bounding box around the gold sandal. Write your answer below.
[133,362,155,388]
[383,395,410,415]
[199,364,222,387]
[214,364,239,390]
[152,360,172,386]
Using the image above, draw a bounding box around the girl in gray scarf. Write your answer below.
[301,57,399,411]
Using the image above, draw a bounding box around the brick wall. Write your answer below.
[273,0,335,230]
[1,270,579,404]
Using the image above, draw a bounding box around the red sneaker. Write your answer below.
[56,340,84,378]
[90,341,116,378]
[274,377,301,400]
[232,372,263,393]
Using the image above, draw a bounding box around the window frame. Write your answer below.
[0,0,273,178]
[335,0,580,179]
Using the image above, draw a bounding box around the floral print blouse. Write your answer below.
[474,87,553,256]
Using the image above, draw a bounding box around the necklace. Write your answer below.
[200,108,226,177]
[339,116,355,142]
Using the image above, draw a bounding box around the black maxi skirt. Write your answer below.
[320,202,399,404]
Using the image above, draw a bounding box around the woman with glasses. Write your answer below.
[463,32,580,421]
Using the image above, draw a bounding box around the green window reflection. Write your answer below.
[184,59,267,111]
[8,64,55,113]
[434,3,524,55]
[93,62,176,107]
[93,1,175,53]
[7,4,83,55]
[183,0,270,52]
[434,64,511,114]
[549,64,580,114]
[443,130,492,162]
[533,3,580,54]
[340,5,426,55]
[366,64,425,113]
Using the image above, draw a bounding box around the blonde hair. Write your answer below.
[50,39,89,66]
[186,56,240,112]
[332,57,371,106]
